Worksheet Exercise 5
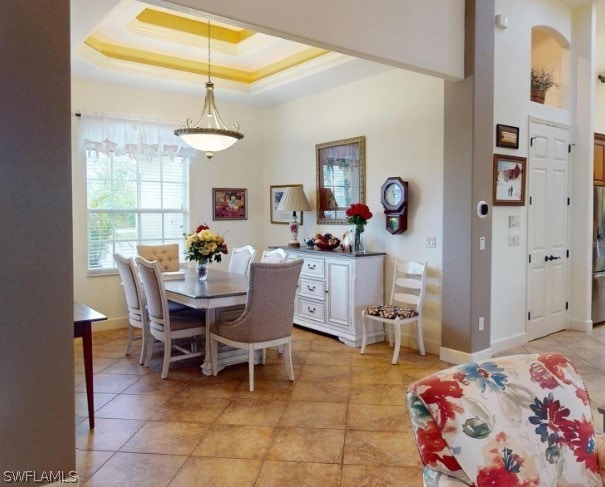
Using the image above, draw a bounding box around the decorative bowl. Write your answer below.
[314,239,340,250]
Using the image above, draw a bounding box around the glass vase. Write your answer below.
[353,224,365,253]
[196,261,209,282]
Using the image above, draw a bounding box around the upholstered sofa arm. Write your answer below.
[406,392,472,485]
[597,433,605,484]
[423,468,471,486]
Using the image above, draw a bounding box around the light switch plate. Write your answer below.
[425,236,436,248]
[508,215,520,228]
[508,235,520,246]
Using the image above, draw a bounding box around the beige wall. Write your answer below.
[1,0,75,476]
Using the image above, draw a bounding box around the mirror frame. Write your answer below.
[315,136,366,224]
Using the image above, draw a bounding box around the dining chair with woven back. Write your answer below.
[114,253,149,365]
[210,260,303,391]
[135,256,205,379]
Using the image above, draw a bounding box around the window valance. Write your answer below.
[77,113,193,159]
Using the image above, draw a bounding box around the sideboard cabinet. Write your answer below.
[283,248,385,347]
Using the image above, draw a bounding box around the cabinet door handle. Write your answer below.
[307,263,316,270]
[307,285,316,292]
[307,307,316,313]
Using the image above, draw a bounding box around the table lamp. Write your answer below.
[276,186,311,247]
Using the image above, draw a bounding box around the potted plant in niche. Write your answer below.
[530,66,559,104]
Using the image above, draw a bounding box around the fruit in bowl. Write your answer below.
[314,233,340,250]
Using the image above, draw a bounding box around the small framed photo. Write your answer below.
[270,184,304,224]
[496,124,519,149]
[493,154,527,206]
[212,188,247,220]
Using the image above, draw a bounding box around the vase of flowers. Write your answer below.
[183,224,228,281]
[346,203,373,253]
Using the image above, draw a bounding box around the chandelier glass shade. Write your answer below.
[175,20,244,159]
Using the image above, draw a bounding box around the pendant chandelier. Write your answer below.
[175,19,244,159]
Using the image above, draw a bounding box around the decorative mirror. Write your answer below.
[316,136,366,224]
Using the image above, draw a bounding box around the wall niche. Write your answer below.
[530,26,570,109]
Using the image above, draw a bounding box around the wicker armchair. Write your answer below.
[210,260,303,391]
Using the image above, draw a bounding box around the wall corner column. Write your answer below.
[441,0,495,362]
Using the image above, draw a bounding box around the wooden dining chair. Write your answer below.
[360,259,428,364]
[210,260,303,391]
[114,253,149,364]
[228,245,257,276]
[135,256,205,379]
[260,248,287,263]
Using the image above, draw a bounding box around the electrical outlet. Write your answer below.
[479,317,485,331]
[508,235,520,246]
[425,236,436,248]
[479,237,486,250]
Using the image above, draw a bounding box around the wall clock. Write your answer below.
[380,177,408,234]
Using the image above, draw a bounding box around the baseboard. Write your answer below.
[490,332,528,355]
[568,318,593,333]
[92,317,128,332]
[439,346,493,365]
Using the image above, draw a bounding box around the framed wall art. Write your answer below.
[496,124,520,149]
[316,136,366,224]
[493,154,526,206]
[270,184,303,224]
[212,188,247,220]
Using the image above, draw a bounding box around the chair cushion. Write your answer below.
[365,304,419,320]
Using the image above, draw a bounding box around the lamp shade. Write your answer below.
[276,187,311,212]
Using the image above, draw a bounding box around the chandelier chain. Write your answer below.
[207,20,211,83]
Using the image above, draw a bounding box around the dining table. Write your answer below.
[74,301,107,428]
[164,268,252,375]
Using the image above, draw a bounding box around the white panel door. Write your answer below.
[527,121,569,340]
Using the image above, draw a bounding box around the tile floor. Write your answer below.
[74,324,605,486]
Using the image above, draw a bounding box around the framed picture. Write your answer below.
[493,154,527,206]
[212,188,247,220]
[496,124,519,149]
[270,184,304,224]
[316,136,366,224]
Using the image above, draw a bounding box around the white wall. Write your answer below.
[261,69,444,353]
[71,79,264,326]
[492,0,595,350]
[162,0,464,80]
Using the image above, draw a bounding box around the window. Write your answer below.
[86,151,189,273]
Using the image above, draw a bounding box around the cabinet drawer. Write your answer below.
[298,298,325,323]
[299,278,325,301]
[301,258,324,278]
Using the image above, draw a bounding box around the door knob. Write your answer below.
[544,255,561,262]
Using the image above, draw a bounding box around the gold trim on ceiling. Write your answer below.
[136,8,255,43]
[84,36,329,84]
